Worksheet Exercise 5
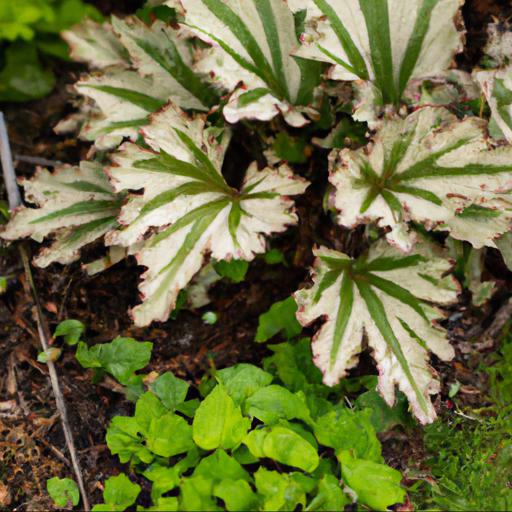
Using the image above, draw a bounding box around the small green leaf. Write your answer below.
[179,476,220,511]
[306,474,348,511]
[263,337,324,393]
[244,385,313,426]
[150,372,189,411]
[106,416,153,464]
[192,385,250,450]
[0,43,55,102]
[255,297,302,342]
[242,428,268,459]
[139,496,179,511]
[143,464,180,500]
[216,363,273,405]
[264,248,286,265]
[263,426,319,472]
[146,413,194,458]
[193,450,250,482]
[176,399,200,417]
[135,392,167,435]
[93,473,141,512]
[213,259,249,283]
[213,479,259,511]
[355,390,412,432]
[254,468,306,511]
[449,381,461,398]
[54,319,85,346]
[314,408,382,462]
[232,444,259,465]
[339,453,405,510]
[47,477,80,507]
[76,337,152,385]
[272,132,308,164]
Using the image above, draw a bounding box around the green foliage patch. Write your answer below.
[71,336,408,511]
[0,0,101,101]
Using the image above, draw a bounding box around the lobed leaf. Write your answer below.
[62,19,129,69]
[63,16,217,149]
[330,107,512,251]
[295,0,463,105]
[180,0,322,126]
[106,103,308,326]
[294,240,458,423]
[1,161,121,267]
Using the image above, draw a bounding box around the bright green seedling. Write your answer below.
[92,473,141,512]
[37,347,62,364]
[46,477,80,508]
[255,296,303,342]
[76,336,152,399]
[53,319,85,346]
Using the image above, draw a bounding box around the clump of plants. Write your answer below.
[4,0,512,429]
[0,0,101,101]
[55,334,411,511]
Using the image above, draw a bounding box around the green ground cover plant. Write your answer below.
[0,0,101,101]
[65,333,409,511]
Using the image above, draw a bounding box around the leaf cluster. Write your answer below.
[82,336,409,511]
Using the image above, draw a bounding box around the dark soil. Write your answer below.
[1,0,512,510]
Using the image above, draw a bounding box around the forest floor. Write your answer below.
[1,0,512,510]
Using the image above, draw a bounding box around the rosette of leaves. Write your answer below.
[61,15,218,149]
[105,103,309,326]
[1,161,121,268]
[294,0,463,109]
[329,107,512,252]
[178,0,323,126]
[294,240,459,423]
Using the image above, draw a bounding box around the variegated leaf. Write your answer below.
[106,104,309,326]
[330,107,512,251]
[75,70,167,150]
[474,67,512,144]
[111,16,219,110]
[294,240,459,423]
[295,0,463,105]
[64,16,218,149]
[62,20,129,69]
[1,162,121,267]
[180,0,322,126]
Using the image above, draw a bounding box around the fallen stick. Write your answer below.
[0,112,90,511]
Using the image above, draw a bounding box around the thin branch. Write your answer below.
[0,112,90,511]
